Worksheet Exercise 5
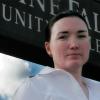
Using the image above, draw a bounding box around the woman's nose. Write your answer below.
[68,39,79,50]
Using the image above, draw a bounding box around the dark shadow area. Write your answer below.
[83,63,100,81]
[0,35,53,66]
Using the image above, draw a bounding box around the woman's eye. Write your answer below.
[78,35,87,38]
[59,35,68,39]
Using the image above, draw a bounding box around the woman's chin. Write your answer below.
[65,60,83,68]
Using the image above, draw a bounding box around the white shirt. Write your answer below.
[14,67,100,100]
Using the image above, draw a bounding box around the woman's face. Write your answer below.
[45,17,90,71]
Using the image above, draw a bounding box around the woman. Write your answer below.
[14,11,100,100]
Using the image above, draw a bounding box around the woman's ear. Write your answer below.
[45,42,52,57]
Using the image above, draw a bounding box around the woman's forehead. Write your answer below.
[51,17,88,34]
[53,17,87,27]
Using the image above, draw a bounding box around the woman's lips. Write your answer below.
[66,53,81,58]
[67,53,81,56]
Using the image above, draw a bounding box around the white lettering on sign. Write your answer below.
[15,9,26,27]
[2,4,12,22]
[90,36,100,53]
[69,0,79,11]
[81,9,92,30]
[69,0,100,33]
[35,16,43,32]
[19,0,26,4]
[50,0,59,15]
[93,12,100,33]
[19,0,59,15]
[1,3,47,32]
[96,39,100,53]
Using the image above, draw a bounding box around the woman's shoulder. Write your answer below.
[84,77,100,90]
[86,78,100,85]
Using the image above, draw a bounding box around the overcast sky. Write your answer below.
[0,53,44,100]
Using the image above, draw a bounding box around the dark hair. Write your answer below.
[45,10,88,42]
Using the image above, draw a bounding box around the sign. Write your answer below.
[0,0,100,66]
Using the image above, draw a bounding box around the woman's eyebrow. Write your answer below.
[77,30,88,33]
[58,31,69,34]
[57,30,88,35]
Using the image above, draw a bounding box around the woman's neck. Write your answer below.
[60,67,89,99]
[68,69,89,100]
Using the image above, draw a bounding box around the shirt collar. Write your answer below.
[37,66,57,75]
[37,66,74,78]
[38,66,91,87]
